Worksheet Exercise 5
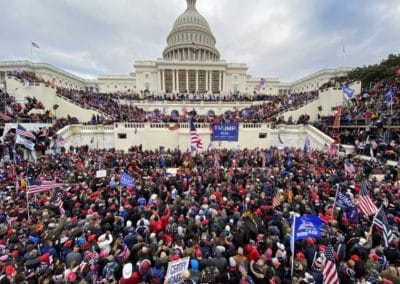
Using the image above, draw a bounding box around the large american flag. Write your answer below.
[28,179,63,194]
[189,119,203,149]
[373,206,393,247]
[322,244,339,284]
[359,183,378,216]
[16,124,36,140]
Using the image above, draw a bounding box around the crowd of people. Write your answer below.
[0,145,399,283]
[0,89,49,124]
[56,88,317,124]
[315,78,400,161]
[117,92,273,102]
[1,69,400,283]
[8,71,318,124]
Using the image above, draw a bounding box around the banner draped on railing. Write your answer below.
[210,123,239,141]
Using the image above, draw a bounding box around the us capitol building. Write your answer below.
[0,0,350,96]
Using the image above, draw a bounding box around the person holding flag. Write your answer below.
[189,118,203,151]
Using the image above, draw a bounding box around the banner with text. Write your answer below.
[211,123,239,141]
[166,257,190,283]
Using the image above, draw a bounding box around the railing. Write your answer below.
[55,93,115,120]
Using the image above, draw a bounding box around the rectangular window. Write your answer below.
[259,133,267,139]
[118,133,127,139]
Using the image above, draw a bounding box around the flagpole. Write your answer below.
[30,41,32,63]
[119,185,122,211]
[332,184,339,218]
[367,206,380,241]
[391,94,393,116]
[26,179,30,221]
[290,216,296,277]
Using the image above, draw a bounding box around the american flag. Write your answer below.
[322,244,339,284]
[192,42,199,52]
[373,206,393,247]
[31,42,40,48]
[344,160,355,175]
[189,118,203,149]
[56,197,65,216]
[272,190,281,208]
[56,135,66,145]
[16,124,36,140]
[120,243,131,261]
[28,179,63,194]
[359,183,378,216]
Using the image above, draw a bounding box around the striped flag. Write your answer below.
[322,244,339,284]
[359,183,378,216]
[56,135,66,145]
[344,160,355,175]
[28,179,63,194]
[15,134,35,150]
[333,106,342,129]
[272,191,281,208]
[189,118,203,149]
[373,206,394,247]
[120,243,131,261]
[56,197,65,216]
[16,124,36,140]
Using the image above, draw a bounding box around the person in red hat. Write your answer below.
[5,265,16,279]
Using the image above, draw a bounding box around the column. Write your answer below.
[186,70,189,92]
[195,70,199,92]
[219,71,222,93]
[161,70,165,92]
[209,70,212,92]
[172,69,176,92]
[205,70,208,92]
[222,71,226,93]
[176,69,180,93]
[157,70,161,91]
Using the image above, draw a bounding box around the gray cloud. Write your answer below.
[0,0,399,82]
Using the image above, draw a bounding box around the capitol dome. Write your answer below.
[163,0,220,61]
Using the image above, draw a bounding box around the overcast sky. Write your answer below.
[1,0,399,82]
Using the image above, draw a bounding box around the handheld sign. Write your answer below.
[166,257,190,283]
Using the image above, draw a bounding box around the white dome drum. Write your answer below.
[163,0,220,61]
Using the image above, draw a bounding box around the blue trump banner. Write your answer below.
[335,191,355,209]
[292,215,323,241]
[211,123,239,142]
[120,172,135,187]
